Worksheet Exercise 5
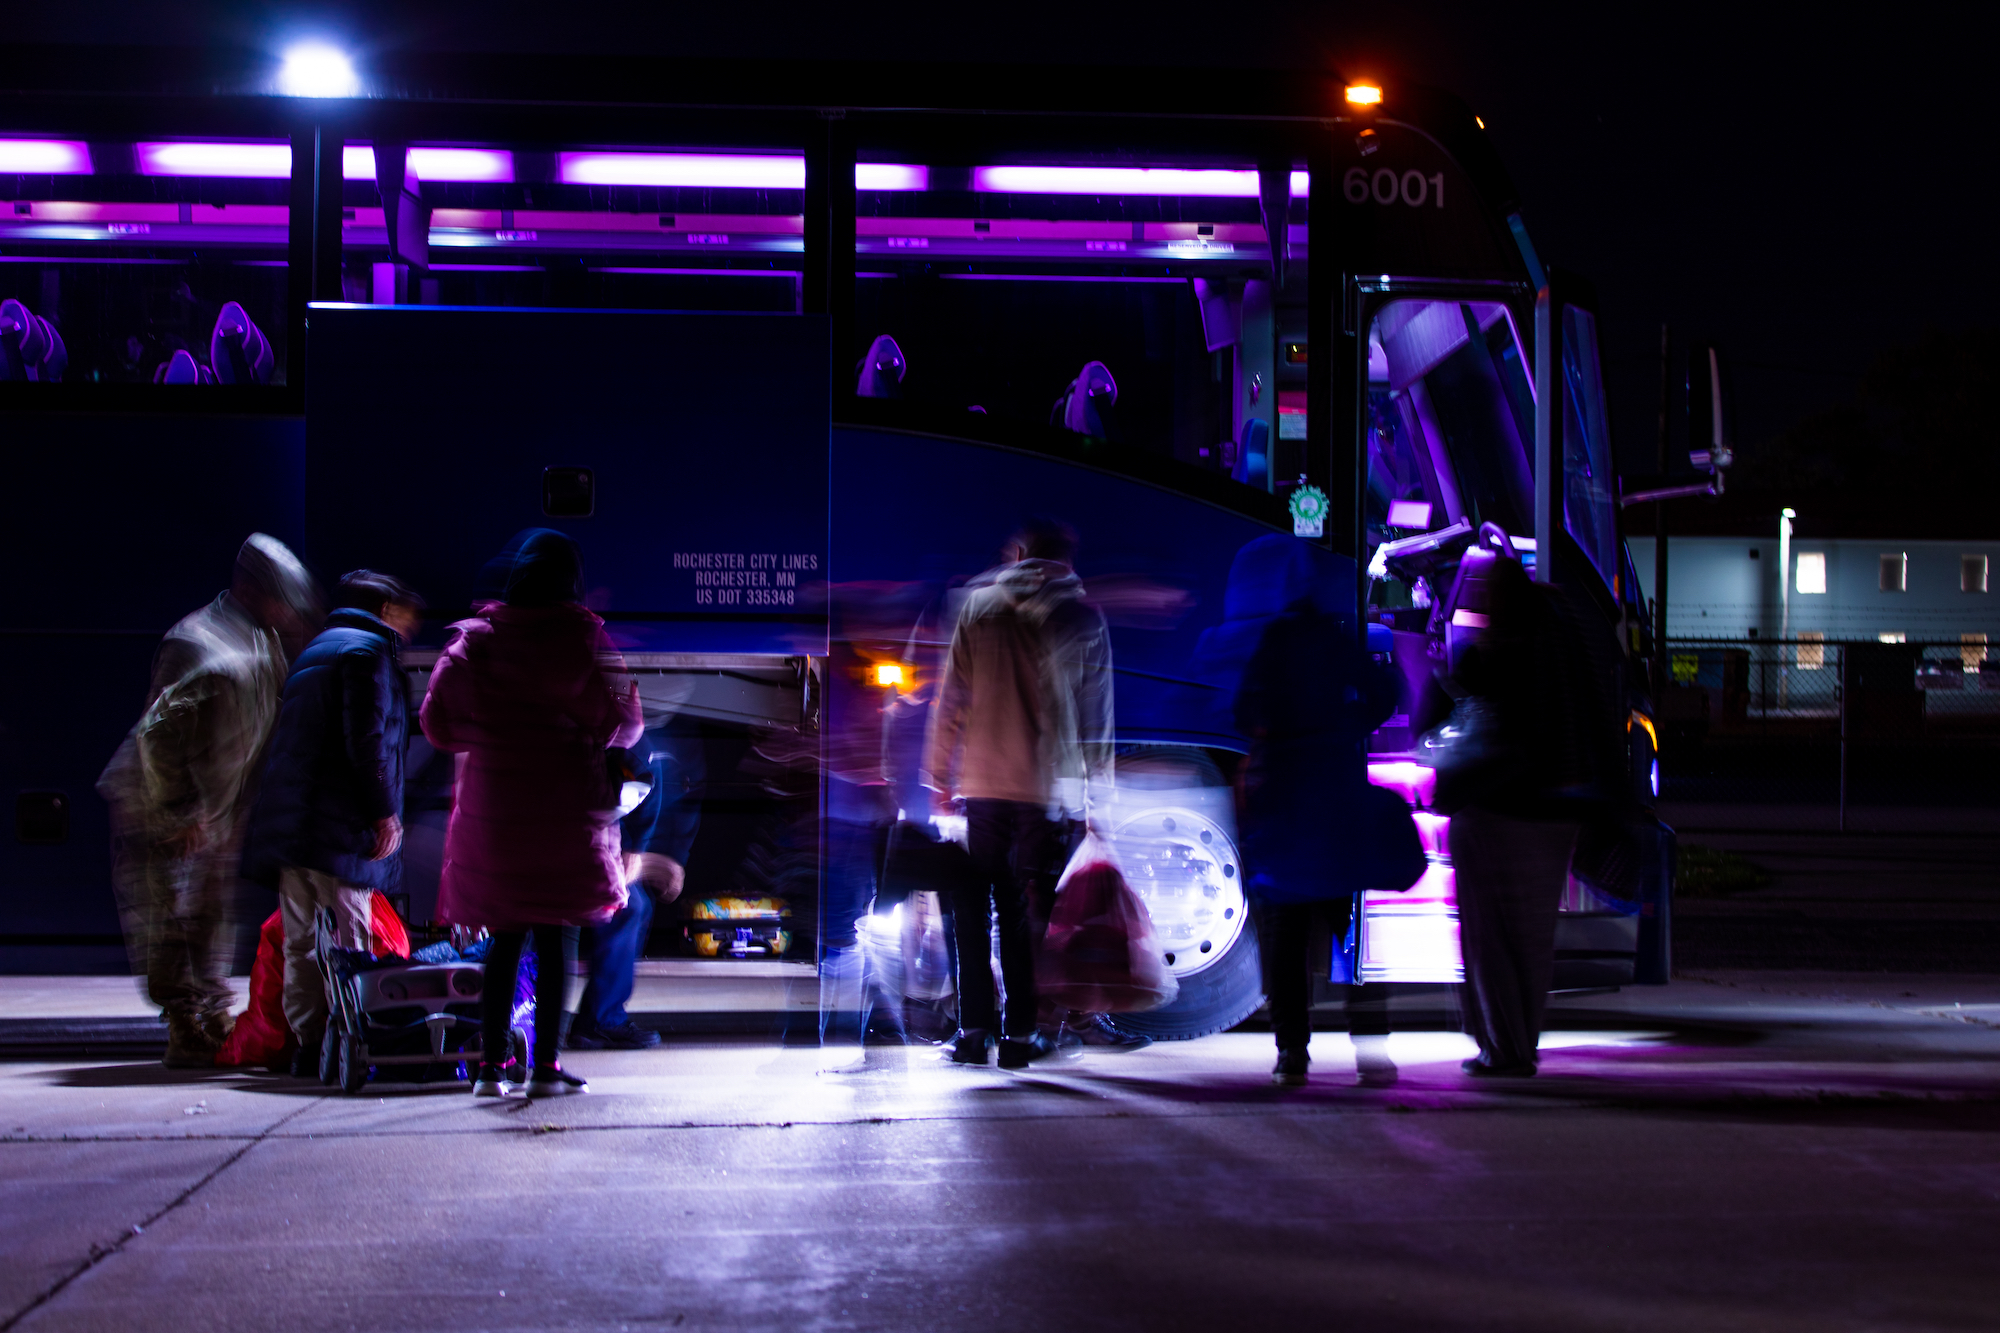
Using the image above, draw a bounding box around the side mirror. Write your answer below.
[1686,342,1732,483]
[1620,342,1734,508]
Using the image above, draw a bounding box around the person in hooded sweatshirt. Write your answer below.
[420,530,643,1097]
[242,571,425,1077]
[925,517,1114,1069]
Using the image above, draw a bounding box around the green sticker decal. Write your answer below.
[1289,484,1329,538]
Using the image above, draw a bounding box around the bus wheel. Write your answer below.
[1106,922,1263,1042]
[1096,751,1264,1041]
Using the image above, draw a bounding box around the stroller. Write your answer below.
[313,908,524,1094]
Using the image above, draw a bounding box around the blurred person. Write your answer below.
[1232,539,1402,1087]
[1444,553,1621,1077]
[96,534,318,1067]
[818,582,947,1060]
[420,530,643,1097]
[242,571,425,1076]
[925,517,1114,1069]
[568,725,702,1050]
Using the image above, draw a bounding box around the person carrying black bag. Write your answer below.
[1432,550,1623,1078]
[1233,540,1412,1088]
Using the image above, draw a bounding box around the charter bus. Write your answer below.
[0,46,1671,1040]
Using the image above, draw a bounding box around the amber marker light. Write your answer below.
[873,663,905,688]
[1345,84,1383,107]
[1628,709,1659,752]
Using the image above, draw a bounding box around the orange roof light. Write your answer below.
[1345,84,1383,107]
[873,662,905,688]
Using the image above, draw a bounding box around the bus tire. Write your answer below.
[1102,746,1261,1041]
[1104,923,1263,1042]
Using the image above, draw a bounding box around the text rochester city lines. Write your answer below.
[673,551,819,606]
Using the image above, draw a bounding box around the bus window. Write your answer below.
[1560,304,1619,588]
[1365,337,1456,542]
[851,158,1293,484]
[0,136,290,384]
[340,144,819,313]
[1368,298,1535,545]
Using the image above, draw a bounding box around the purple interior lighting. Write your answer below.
[560,153,806,189]
[591,267,794,277]
[342,146,516,183]
[856,163,928,191]
[972,165,1309,198]
[137,142,291,178]
[1367,760,1437,810]
[0,140,93,174]
[976,166,1260,197]
[0,256,184,265]
[556,153,926,191]
[938,274,1190,284]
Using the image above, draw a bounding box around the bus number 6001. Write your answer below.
[1344,167,1445,208]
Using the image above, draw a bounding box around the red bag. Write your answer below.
[1038,830,1179,1013]
[215,893,410,1067]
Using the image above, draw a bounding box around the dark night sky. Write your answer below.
[13,2,1992,497]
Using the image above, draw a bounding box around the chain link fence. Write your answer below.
[1657,638,2000,808]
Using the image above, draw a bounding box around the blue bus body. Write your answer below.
[0,52,1671,1027]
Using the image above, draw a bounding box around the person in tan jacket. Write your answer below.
[925,517,1113,1069]
[97,534,318,1067]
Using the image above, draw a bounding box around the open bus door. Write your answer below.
[1352,273,1672,991]
[1535,271,1674,986]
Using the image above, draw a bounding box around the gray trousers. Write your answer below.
[1451,806,1579,1069]
[279,867,373,1040]
[110,825,239,1023]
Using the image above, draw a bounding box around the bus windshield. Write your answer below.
[1365,298,1535,551]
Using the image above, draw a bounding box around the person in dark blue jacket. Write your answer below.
[244,570,424,1072]
[566,723,703,1049]
[1230,538,1402,1088]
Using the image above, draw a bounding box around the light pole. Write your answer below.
[1779,508,1795,709]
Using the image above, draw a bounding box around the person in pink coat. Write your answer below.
[420,529,643,1097]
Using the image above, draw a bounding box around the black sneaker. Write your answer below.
[526,1064,589,1097]
[1272,1048,1310,1086]
[997,1032,1057,1070]
[287,1028,323,1079]
[472,1059,522,1097]
[947,1029,992,1065]
[1066,1013,1153,1052]
[569,1019,661,1051]
[1462,1056,1537,1078]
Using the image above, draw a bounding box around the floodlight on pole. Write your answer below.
[277,44,360,98]
[1779,508,1796,646]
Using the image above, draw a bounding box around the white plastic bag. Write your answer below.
[1041,830,1179,1013]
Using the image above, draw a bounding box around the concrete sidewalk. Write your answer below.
[3,975,1998,1331]
[0,962,823,1057]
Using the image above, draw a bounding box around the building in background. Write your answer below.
[1630,536,2000,651]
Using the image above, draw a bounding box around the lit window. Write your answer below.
[1963,555,1988,594]
[1962,633,1988,674]
[1795,551,1827,594]
[1877,631,1906,644]
[1880,553,1907,593]
[1796,630,1824,669]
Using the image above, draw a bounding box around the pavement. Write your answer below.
[1663,801,2000,972]
[4,972,2000,1332]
